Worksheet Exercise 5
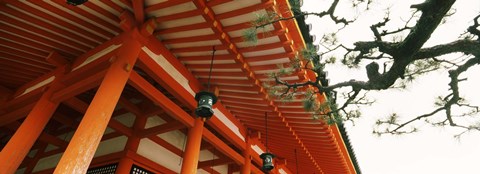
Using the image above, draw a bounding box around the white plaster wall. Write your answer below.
[137,138,182,173]
[145,115,166,129]
[113,112,136,127]
[139,120,235,174]
[214,164,229,174]
[30,135,127,172]
[140,45,252,174]
[32,153,63,172]
[198,149,218,162]
[157,130,186,150]
[93,135,127,158]
[213,108,245,142]
[14,168,26,174]
[44,144,58,152]
[27,149,38,158]
[142,47,195,96]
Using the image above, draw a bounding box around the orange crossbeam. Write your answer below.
[139,121,185,138]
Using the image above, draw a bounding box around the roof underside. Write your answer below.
[0,0,357,173]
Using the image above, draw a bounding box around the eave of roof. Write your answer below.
[290,0,362,173]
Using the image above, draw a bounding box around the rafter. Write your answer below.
[4,0,105,44]
[132,0,145,23]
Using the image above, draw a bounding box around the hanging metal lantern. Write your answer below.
[195,91,217,119]
[66,0,88,6]
[260,152,275,172]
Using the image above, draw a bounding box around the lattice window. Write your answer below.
[87,163,117,174]
[130,165,154,174]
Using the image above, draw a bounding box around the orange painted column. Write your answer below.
[116,157,134,173]
[53,30,142,174]
[241,136,252,174]
[0,78,61,174]
[116,113,147,174]
[180,117,206,174]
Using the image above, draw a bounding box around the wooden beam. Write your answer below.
[0,84,12,102]
[46,51,69,67]
[0,103,35,127]
[198,158,234,169]
[145,0,190,13]
[116,107,148,173]
[4,121,68,149]
[203,128,244,165]
[120,10,136,31]
[37,131,124,160]
[128,71,195,127]
[137,46,248,151]
[132,0,145,23]
[139,121,185,138]
[52,113,79,129]
[62,96,134,137]
[148,136,183,156]
[156,9,203,23]
[24,143,48,174]
[32,152,124,174]
[215,0,274,20]
[51,69,107,102]
[118,97,143,116]
[0,76,61,173]
[129,70,249,169]
[53,29,142,174]
[108,119,134,137]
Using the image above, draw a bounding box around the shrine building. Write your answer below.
[0,0,360,173]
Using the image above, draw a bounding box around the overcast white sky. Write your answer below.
[302,0,480,173]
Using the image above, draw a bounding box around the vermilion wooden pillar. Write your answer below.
[53,30,142,174]
[241,136,252,174]
[116,113,147,174]
[116,157,134,173]
[180,117,206,174]
[0,76,62,174]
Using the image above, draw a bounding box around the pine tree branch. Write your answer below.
[467,14,480,40]
[378,56,480,135]
[260,0,480,135]
[254,0,351,29]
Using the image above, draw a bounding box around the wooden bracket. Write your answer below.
[46,51,69,67]
[140,18,157,37]
[120,10,136,31]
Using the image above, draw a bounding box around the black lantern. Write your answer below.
[260,152,275,172]
[194,91,217,119]
[195,46,217,119]
[260,112,275,173]
[66,0,88,6]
